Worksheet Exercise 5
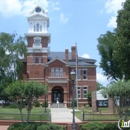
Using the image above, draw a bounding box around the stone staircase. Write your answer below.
[51,103,65,108]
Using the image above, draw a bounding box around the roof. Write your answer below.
[48,52,96,62]
[21,51,96,67]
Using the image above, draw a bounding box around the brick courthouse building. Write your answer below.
[22,6,97,107]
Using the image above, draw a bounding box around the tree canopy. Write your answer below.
[101,80,130,120]
[5,80,48,123]
[0,32,27,99]
[97,0,130,81]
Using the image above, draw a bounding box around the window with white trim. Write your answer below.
[40,25,42,32]
[36,23,40,32]
[38,57,42,63]
[77,69,81,79]
[55,68,59,77]
[51,68,54,77]
[83,87,88,98]
[78,87,81,98]
[83,70,87,79]
[33,57,36,63]
[34,25,35,32]
[34,37,41,45]
[60,68,63,77]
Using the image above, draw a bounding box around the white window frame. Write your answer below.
[33,57,36,63]
[38,57,42,63]
[83,69,87,80]
[51,68,54,77]
[83,86,88,99]
[34,37,41,45]
[60,68,63,77]
[40,25,42,32]
[36,23,40,32]
[55,68,59,77]
[77,87,81,99]
[34,25,35,32]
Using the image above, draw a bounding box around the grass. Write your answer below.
[0,107,50,121]
[73,107,122,121]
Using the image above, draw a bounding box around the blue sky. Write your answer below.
[0,0,126,86]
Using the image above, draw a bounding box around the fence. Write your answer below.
[82,112,130,121]
[0,112,51,122]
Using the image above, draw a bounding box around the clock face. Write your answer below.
[35,7,41,13]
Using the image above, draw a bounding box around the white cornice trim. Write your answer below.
[44,57,68,66]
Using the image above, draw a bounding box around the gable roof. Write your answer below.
[44,57,69,66]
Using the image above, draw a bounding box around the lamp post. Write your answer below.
[70,69,76,130]
[44,94,47,113]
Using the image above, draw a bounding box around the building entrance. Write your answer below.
[52,87,63,103]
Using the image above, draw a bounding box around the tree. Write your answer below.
[115,0,130,80]
[0,32,27,79]
[0,32,27,99]
[97,82,105,90]
[5,81,25,122]
[24,81,48,123]
[5,81,48,123]
[97,31,123,81]
[101,80,130,120]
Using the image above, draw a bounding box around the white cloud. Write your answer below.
[107,16,117,28]
[60,13,69,24]
[81,54,90,58]
[104,0,126,28]
[97,73,109,86]
[0,0,60,18]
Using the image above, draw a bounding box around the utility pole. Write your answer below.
[75,42,79,110]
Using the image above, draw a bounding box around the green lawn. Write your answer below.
[73,107,121,121]
[0,107,50,121]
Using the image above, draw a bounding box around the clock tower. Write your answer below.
[25,6,51,80]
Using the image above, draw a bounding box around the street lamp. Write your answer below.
[70,69,76,130]
[44,94,47,113]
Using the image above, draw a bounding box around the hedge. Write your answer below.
[8,122,66,130]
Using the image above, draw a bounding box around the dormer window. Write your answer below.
[34,37,41,45]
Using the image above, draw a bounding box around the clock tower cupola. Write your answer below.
[25,6,51,79]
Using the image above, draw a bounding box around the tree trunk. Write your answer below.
[26,99,32,123]
[19,109,24,122]
[26,109,31,123]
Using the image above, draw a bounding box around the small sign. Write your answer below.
[97,100,108,107]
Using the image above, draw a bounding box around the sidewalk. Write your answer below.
[50,108,81,123]
[0,125,9,130]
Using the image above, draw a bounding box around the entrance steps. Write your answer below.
[51,103,65,108]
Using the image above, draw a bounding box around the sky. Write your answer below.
[0,0,126,86]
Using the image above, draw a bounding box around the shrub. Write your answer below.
[71,99,77,107]
[42,102,48,107]
[34,100,40,107]
[104,123,118,130]
[2,104,17,108]
[8,122,66,130]
[80,122,105,130]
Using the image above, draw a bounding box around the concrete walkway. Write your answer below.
[50,108,81,123]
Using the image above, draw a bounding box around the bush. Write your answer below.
[80,122,105,130]
[2,104,17,108]
[104,123,118,130]
[8,122,66,130]
[71,99,77,107]
[34,100,40,107]
[42,102,48,107]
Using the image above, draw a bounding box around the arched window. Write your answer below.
[36,23,39,32]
